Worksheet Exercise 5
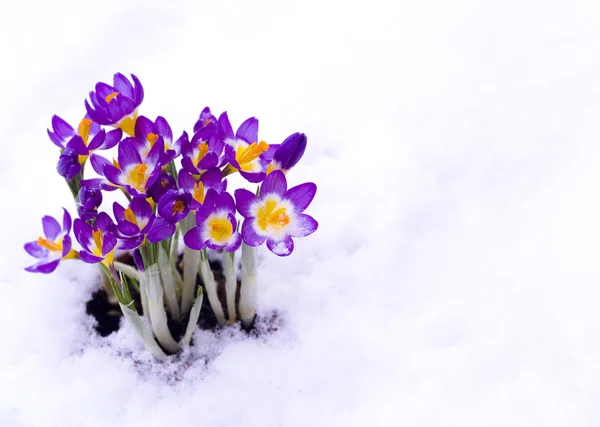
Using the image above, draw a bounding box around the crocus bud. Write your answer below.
[268,132,307,175]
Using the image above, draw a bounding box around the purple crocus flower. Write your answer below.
[78,186,103,221]
[67,128,122,159]
[266,132,307,175]
[113,197,155,249]
[234,170,318,256]
[147,172,177,203]
[57,146,81,180]
[103,136,163,196]
[47,116,101,150]
[134,115,183,164]
[193,107,217,133]
[184,190,242,252]
[178,167,226,210]
[85,73,144,136]
[181,124,223,176]
[218,112,278,183]
[24,209,77,273]
[74,212,118,266]
[147,189,192,243]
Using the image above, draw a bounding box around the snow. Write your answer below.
[1,0,600,425]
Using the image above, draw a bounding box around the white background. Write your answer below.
[1,0,600,426]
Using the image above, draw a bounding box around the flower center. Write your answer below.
[147,132,158,145]
[194,142,209,168]
[172,200,186,215]
[91,229,104,256]
[257,200,290,231]
[78,118,93,145]
[208,217,233,243]
[37,237,62,252]
[124,207,138,225]
[236,141,269,171]
[127,163,148,192]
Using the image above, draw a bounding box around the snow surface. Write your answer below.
[1,0,600,426]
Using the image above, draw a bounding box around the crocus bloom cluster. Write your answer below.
[25,72,318,357]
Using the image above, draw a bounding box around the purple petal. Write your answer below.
[118,138,142,168]
[86,130,105,151]
[147,217,175,243]
[274,132,307,170]
[135,115,153,139]
[42,215,61,240]
[260,170,287,198]
[48,129,66,149]
[131,74,144,106]
[113,201,126,222]
[215,191,235,213]
[241,219,266,246]
[217,112,234,142]
[206,241,226,251]
[177,169,195,191]
[200,167,222,188]
[103,165,122,186]
[118,235,144,250]
[25,259,60,273]
[155,116,172,142]
[239,170,266,184]
[130,196,153,219]
[66,135,88,156]
[291,213,318,237]
[90,154,111,176]
[24,241,48,259]
[62,235,72,257]
[284,182,317,213]
[100,129,122,150]
[267,236,294,256]
[183,227,207,250]
[117,220,140,236]
[234,188,260,218]
[52,115,75,138]
[62,208,72,233]
[113,73,134,99]
[80,251,104,264]
[236,117,258,144]
[225,232,242,252]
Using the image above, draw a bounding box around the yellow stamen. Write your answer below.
[222,163,238,177]
[236,141,269,172]
[193,182,205,204]
[194,142,209,167]
[92,229,104,257]
[257,200,290,231]
[172,200,185,215]
[147,132,158,146]
[207,217,233,243]
[37,237,62,252]
[105,91,119,103]
[78,118,93,145]
[62,249,79,260]
[205,119,211,126]
[112,158,121,169]
[127,163,148,192]
[124,207,137,225]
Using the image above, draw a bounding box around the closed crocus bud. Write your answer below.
[78,186,103,221]
[267,132,307,175]
[57,147,81,180]
[148,173,177,203]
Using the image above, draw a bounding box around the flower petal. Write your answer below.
[241,219,266,246]
[25,259,60,273]
[24,241,48,259]
[183,227,207,250]
[260,170,287,198]
[42,215,61,240]
[147,217,175,243]
[290,213,318,237]
[236,117,258,143]
[234,188,260,218]
[284,182,317,213]
[267,236,294,256]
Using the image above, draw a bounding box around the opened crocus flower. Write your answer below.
[47,115,101,150]
[178,167,226,209]
[24,209,77,273]
[74,212,118,266]
[85,73,144,136]
[78,186,103,221]
[134,115,183,163]
[181,124,222,176]
[235,170,317,256]
[184,190,241,252]
[113,197,155,249]
[103,136,163,196]
[266,132,307,175]
[218,112,277,183]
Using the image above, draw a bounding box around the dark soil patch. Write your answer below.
[85,252,258,342]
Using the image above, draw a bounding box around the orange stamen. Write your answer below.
[78,118,93,145]
[105,91,119,103]
[37,237,62,252]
